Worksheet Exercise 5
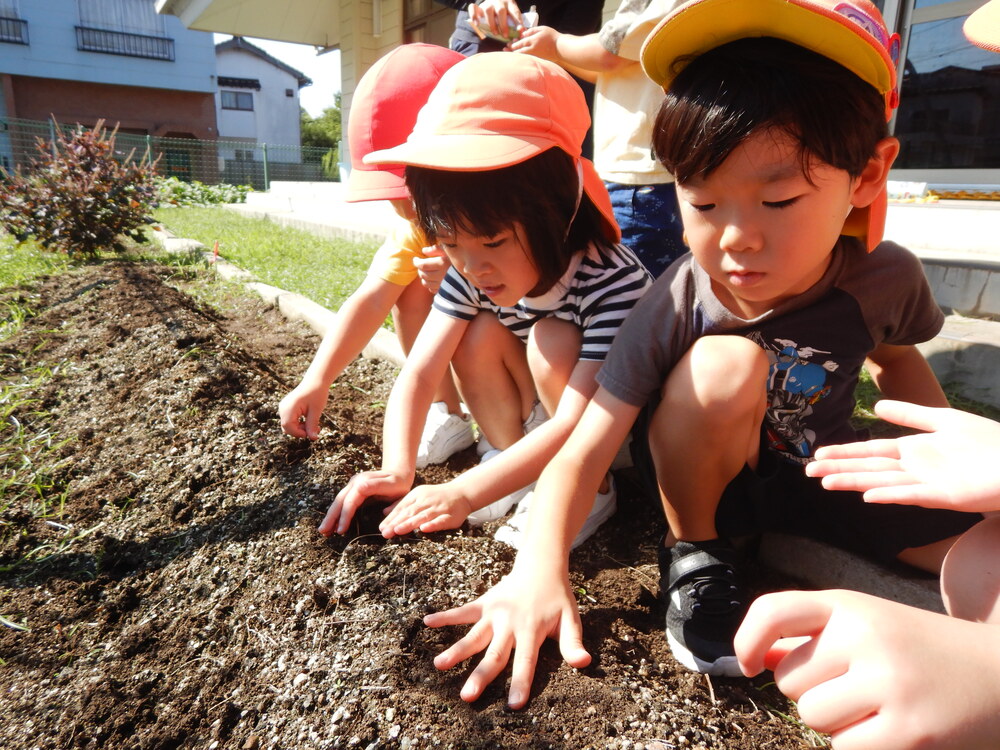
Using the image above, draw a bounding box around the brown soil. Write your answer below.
[0,260,821,750]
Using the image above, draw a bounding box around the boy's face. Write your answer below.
[676,129,866,319]
[435,222,540,306]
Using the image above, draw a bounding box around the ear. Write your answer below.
[851,137,899,208]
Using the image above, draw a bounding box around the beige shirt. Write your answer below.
[593,0,683,185]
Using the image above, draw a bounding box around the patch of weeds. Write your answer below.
[0,362,80,571]
[0,297,35,343]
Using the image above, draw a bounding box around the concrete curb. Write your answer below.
[149,224,946,613]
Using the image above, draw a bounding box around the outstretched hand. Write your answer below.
[735,589,1000,750]
[806,400,1000,512]
[318,470,411,536]
[423,561,591,708]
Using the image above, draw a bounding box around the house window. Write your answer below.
[285,88,294,97]
[221,91,254,111]
[78,0,163,35]
[76,0,173,60]
[0,0,27,45]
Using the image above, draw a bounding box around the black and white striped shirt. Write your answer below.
[433,242,652,361]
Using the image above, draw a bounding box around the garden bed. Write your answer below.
[0,260,819,749]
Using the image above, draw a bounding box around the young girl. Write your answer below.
[317,52,652,548]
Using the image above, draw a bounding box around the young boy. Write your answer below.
[422,0,983,707]
[735,5,1000,748]
[278,44,474,468]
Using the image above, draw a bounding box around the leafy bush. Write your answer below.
[0,120,158,257]
[155,176,251,207]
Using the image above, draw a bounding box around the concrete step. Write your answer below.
[919,314,1000,409]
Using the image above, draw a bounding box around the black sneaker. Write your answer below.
[659,539,746,676]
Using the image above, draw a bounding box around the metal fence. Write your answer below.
[0,116,341,191]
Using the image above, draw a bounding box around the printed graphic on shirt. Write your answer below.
[748,332,841,463]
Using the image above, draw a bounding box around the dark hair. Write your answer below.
[652,37,887,184]
[405,147,609,295]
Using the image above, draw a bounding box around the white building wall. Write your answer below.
[0,0,215,93]
[215,46,303,160]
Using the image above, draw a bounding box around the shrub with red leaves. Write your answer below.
[0,120,159,257]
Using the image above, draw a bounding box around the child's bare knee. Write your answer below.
[941,516,1000,624]
[526,317,581,387]
[452,313,504,372]
[665,336,768,417]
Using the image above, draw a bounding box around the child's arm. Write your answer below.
[279,275,405,439]
[318,309,469,536]
[378,357,602,537]
[863,342,949,408]
[806,400,1000,512]
[511,28,634,82]
[735,588,1000,750]
[424,387,640,708]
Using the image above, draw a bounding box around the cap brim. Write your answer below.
[365,133,556,171]
[344,165,409,203]
[964,0,1000,52]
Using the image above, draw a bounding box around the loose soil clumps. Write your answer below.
[0,261,817,749]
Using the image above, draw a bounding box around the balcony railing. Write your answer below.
[75,26,174,61]
[0,17,28,45]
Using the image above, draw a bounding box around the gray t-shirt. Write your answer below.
[597,238,944,463]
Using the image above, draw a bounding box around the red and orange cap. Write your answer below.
[345,43,464,203]
[364,53,621,243]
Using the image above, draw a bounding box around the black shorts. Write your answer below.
[631,410,982,565]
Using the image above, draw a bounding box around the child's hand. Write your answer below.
[378,482,473,538]
[735,589,1000,750]
[423,558,591,708]
[510,26,561,61]
[413,247,450,295]
[318,470,411,536]
[806,400,1000,512]
[278,384,328,440]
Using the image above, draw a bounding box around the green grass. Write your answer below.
[853,367,1000,437]
[153,206,379,312]
[0,234,71,288]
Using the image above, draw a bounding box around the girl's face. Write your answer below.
[436,222,541,306]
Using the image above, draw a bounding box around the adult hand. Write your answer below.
[468,0,522,41]
[278,383,328,440]
[318,470,411,536]
[806,400,1000,512]
[413,246,449,295]
[423,559,591,708]
[509,26,561,61]
[379,482,473,538]
[736,589,1000,750]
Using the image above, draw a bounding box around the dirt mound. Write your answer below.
[0,261,815,749]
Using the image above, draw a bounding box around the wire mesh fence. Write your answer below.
[0,116,341,191]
